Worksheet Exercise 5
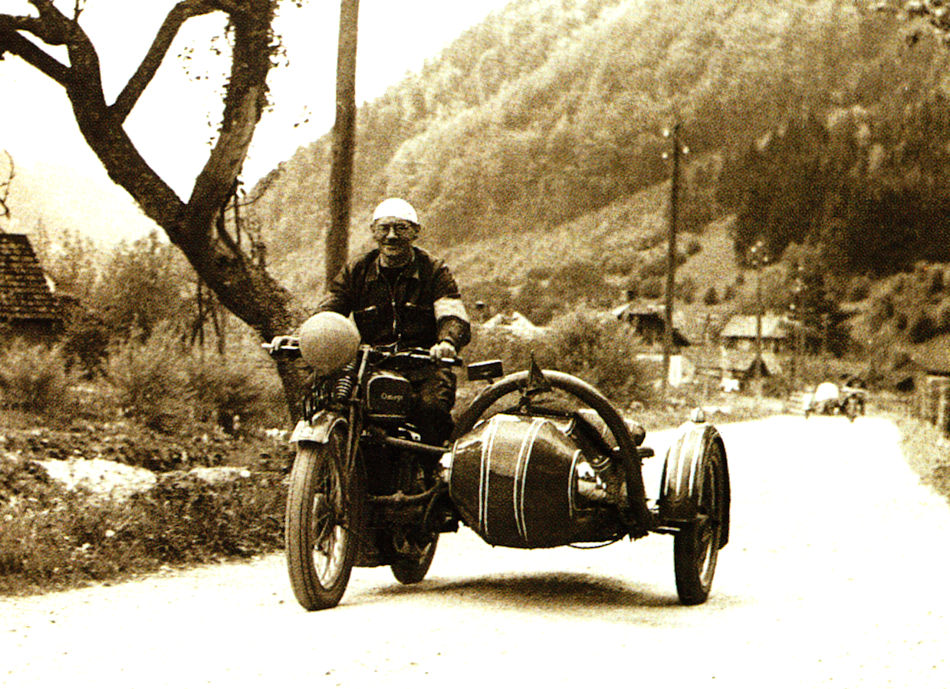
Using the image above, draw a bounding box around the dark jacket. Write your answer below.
[318,247,470,350]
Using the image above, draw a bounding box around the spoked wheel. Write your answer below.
[673,440,726,605]
[390,531,439,584]
[285,429,365,611]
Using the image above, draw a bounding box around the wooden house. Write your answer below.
[612,302,690,349]
[0,233,62,342]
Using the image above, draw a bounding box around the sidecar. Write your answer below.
[443,363,731,605]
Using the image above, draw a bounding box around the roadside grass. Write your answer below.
[895,414,950,507]
[0,452,287,597]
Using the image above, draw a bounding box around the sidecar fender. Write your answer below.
[658,421,730,547]
[290,412,346,445]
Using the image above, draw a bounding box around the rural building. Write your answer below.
[612,302,690,349]
[719,312,790,354]
[910,335,950,435]
[0,233,62,342]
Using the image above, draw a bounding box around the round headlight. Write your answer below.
[298,312,361,375]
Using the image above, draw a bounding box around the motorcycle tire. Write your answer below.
[390,533,439,584]
[673,439,726,605]
[285,428,366,611]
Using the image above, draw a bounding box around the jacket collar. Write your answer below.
[366,247,422,283]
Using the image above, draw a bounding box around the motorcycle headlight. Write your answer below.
[298,312,360,375]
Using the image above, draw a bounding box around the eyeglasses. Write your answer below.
[372,222,417,238]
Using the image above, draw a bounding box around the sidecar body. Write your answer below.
[442,366,731,604]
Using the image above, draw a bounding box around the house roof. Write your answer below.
[0,234,60,322]
[720,313,788,340]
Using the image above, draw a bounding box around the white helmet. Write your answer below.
[298,312,361,376]
[372,197,418,225]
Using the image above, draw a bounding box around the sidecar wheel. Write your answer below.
[390,533,439,585]
[285,431,365,611]
[673,440,726,605]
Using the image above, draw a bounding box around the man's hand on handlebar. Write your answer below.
[265,335,299,355]
[429,339,457,362]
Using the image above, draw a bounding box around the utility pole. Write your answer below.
[662,123,682,394]
[326,0,360,290]
[749,240,767,392]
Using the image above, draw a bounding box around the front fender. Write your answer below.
[290,411,347,445]
[658,421,731,548]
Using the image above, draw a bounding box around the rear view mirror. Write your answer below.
[467,359,504,382]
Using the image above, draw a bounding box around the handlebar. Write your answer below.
[365,345,462,368]
[262,339,461,366]
[261,337,301,358]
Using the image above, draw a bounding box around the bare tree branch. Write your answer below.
[0,26,69,84]
[112,1,218,122]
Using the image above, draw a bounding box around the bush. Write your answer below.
[0,342,76,416]
[0,452,285,595]
[540,309,650,404]
[465,309,651,406]
[104,330,194,432]
[184,350,287,432]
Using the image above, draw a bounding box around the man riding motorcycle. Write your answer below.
[311,197,470,446]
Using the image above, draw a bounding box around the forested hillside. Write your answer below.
[250,0,950,349]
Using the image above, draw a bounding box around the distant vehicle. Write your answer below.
[804,379,866,422]
[805,382,840,417]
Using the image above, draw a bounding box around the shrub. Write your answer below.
[465,325,543,376]
[540,309,650,404]
[104,330,194,432]
[0,342,76,416]
[465,309,651,406]
[703,286,719,305]
[0,452,285,595]
[184,350,287,432]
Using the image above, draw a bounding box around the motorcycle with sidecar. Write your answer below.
[265,313,731,611]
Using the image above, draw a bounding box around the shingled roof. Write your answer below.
[0,233,60,322]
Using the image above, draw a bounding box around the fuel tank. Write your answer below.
[445,413,617,548]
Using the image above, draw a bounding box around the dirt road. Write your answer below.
[3,415,949,688]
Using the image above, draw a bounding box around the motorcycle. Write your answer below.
[266,314,731,610]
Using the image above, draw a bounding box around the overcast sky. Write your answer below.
[0,0,513,197]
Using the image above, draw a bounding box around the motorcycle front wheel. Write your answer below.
[285,429,365,611]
